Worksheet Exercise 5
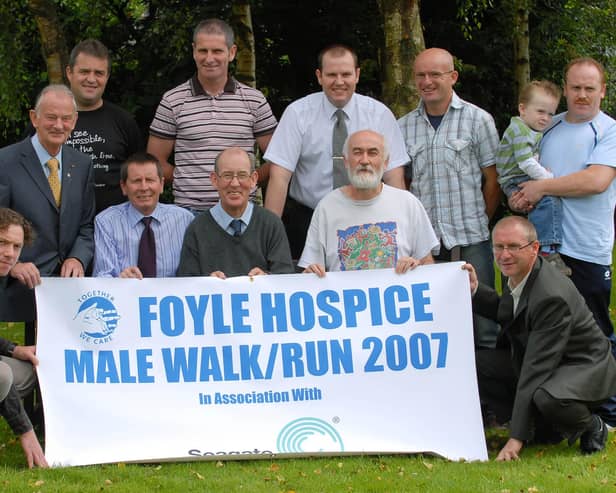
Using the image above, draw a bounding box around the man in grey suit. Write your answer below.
[0,84,95,321]
[464,216,616,461]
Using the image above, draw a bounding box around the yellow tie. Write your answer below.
[47,158,61,206]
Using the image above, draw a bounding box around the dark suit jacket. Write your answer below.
[0,137,95,320]
[473,257,616,440]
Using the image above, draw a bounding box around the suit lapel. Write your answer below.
[509,259,541,327]
[19,139,59,210]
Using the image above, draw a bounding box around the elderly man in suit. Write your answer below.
[0,84,95,321]
[464,216,616,461]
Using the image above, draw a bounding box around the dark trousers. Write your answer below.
[476,349,597,440]
[561,254,616,426]
[282,197,314,262]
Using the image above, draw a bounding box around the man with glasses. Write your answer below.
[398,47,501,349]
[177,147,293,278]
[464,216,616,461]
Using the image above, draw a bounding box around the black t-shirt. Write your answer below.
[65,101,144,212]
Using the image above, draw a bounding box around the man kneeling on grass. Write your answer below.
[0,208,47,468]
[464,216,616,461]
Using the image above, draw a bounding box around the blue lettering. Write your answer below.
[412,283,433,321]
[162,347,198,382]
[200,347,223,381]
[138,297,158,337]
[316,290,342,329]
[289,292,315,331]
[260,293,288,333]
[160,296,185,336]
[212,295,231,334]
[96,351,119,383]
[136,349,155,383]
[231,293,251,333]
[186,295,209,335]
[384,285,410,324]
[342,289,366,327]
[65,349,94,383]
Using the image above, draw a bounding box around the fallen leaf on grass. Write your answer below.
[422,461,433,470]
[31,480,44,487]
[527,487,539,493]
[313,468,322,475]
[104,479,113,485]
[190,470,205,480]
[216,461,224,468]
[269,463,280,472]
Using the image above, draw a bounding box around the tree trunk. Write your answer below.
[379,0,425,117]
[27,0,68,85]
[512,0,530,103]
[231,0,256,88]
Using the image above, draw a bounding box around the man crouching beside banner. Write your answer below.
[464,216,616,461]
[0,208,47,467]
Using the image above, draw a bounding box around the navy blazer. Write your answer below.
[0,137,95,320]
[473,257,616,440]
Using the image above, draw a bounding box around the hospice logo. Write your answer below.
[277,417,344,453]
[74,291,120,344]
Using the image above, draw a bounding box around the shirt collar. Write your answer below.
[190,74,237,97]
[211,201,254,228]
[31,133,62,168]
[127,202,162,228]
[508,266,533,314]
[417,90,463,116]
[324,92,356,119]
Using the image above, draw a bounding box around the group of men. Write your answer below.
[0,17,615,466]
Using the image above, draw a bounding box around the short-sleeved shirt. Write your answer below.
[66,101,143,213]
[540,111,616,265]
[264,92,410,209]
[398,92,499,249]
[298,185,438,271]
[150,76,277,210]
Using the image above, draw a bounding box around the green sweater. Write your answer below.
[177,206,294,277]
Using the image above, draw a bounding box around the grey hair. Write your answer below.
[342,129,390,161]
[214,147,256,173]
[193,19,235,48]
[34,84,77,115]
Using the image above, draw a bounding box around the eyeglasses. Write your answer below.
[216,171,252,183]
[414,70,454,81]
[492,241,535,254]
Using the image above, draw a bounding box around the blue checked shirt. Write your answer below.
[93,202,194,277]
[398,92,499,249]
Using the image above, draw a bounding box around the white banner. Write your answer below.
[35,262,487,466]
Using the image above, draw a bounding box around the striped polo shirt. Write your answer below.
[150,75,277,210]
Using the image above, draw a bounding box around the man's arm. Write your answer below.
[65,156,96,273]
[147,135,176,183]
[518,164,616,203]
[264,164,293,217]
[383,167,405,190]
[481,165,501,220]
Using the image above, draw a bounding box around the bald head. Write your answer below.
[414,48,455,72]
[214,147,255,174]
[413,48,458,115]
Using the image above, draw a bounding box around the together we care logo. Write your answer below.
[73,290,121,345]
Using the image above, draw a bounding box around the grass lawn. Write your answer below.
[0,264,615,491]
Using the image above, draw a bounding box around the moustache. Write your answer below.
[575,98,590,105]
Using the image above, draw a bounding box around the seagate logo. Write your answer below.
[74,290,120,345]
[277,417,344,453]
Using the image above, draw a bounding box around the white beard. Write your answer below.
[347,164,384,189]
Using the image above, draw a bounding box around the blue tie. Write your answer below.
[230,219,242,237]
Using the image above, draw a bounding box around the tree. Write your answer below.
[512,0,530,102]
[231,0,256,88]
[27,0,68,84]
[378,0,424,117]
